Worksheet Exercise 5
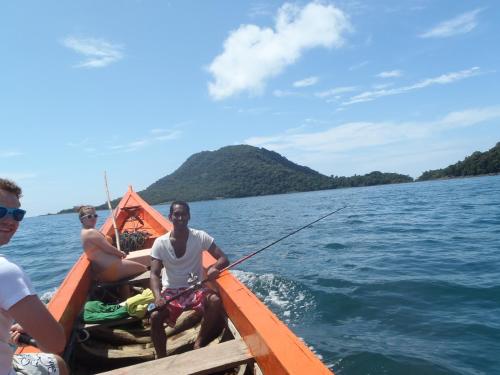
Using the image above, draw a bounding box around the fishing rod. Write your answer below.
[148,205,347,313]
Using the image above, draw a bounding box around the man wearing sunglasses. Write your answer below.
[0,178,68,375]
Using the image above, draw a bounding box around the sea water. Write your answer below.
[3,175,500,374]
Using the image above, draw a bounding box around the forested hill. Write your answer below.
[139,145,335,205]
[58,145,412,213]
[137,145,412,205]
[417,142,500,181]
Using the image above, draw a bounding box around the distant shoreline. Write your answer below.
[43,173,500,218]
[416,172,500,183]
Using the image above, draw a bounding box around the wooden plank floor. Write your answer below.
[97,338,253,375]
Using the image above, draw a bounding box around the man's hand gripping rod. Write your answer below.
[147,205,347,314]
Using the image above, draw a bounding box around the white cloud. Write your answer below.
[67,138,97,153]
[293,76,319,87]
[67,128,181,155]
[372,83,393,90]
[0,172,37,180]
[349,61,369,71]
[152,129,181,141]
[0,151,23,158]
[208,2,351,100]
[420,9,482,38]
[343,67,481,105]
[315,86,357,98]
[376,70,402,78]
[244,105,500,175]
[244,106,500,152]
[439,106,500,129]
[273,89,297,97]
[62,36,124,68]
[249,3,273,18]
[111,127,182,152]
[108,140,150,153]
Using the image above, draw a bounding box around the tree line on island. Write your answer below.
[58,142,500,214]
[417,142,500,181]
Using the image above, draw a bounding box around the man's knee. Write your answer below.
[206,293,222,309]
[150,309,168,327]
[55,355,69,375]
[150,310,161,322]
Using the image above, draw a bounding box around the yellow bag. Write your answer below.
[125,288,155,318]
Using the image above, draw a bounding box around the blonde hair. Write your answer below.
[77,205,95,219]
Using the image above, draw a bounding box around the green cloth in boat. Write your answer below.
[126,288,155,318]
[83,301,129,323]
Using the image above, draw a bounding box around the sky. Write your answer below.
[1,0,499,216]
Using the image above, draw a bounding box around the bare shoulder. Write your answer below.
[81,228,101,240]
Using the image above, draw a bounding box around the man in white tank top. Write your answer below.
[150,201,229,358]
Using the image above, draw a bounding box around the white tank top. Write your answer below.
[151,228,214,289]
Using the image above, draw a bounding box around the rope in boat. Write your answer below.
[118,230,150,254]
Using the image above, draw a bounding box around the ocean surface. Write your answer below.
[3,175,500,374]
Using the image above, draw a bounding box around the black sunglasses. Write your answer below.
[0,206,26,222]
[82,214,98,220]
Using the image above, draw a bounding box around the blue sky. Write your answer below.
[1,1,499,216]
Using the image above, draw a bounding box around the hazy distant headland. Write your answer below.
[57,143,500,214]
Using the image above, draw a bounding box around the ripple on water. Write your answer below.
[325,242,347,250]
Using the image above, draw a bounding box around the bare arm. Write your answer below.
[84,230,125,258]
[150,258,165,306]
[206,242,229,280]
[9,295,66,353]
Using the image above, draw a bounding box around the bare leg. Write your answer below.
[55,355,69,375]
[118,284,132,299]
[150,308,169,358]
[194,293,223,349]
[116,260,147,280]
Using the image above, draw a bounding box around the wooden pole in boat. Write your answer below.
[148,205,347,312]
[104,171,122,252]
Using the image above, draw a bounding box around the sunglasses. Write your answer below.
[81,214,98,220]
[0,206,26,222]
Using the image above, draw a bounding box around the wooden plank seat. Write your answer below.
[97,338,253,375]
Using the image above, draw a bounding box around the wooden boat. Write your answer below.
[17,186,333,374]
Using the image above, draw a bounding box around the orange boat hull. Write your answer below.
[18,186,333,374]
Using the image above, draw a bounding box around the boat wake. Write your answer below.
[40,288,57,304]
[232,270,316,325]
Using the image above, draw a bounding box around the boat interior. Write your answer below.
[68,203,259,375]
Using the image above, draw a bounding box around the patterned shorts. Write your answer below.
[12,353,60,375]
[160,287,213,327]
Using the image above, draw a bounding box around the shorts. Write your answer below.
[161,287,213,327]
[12,353,60,375]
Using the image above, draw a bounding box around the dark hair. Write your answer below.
[0,178,22,198]
[169,201,190,215]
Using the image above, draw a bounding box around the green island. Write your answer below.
[58,142,500,214]
[417,142,500,181]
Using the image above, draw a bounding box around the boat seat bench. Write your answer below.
[96,338,254,375]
